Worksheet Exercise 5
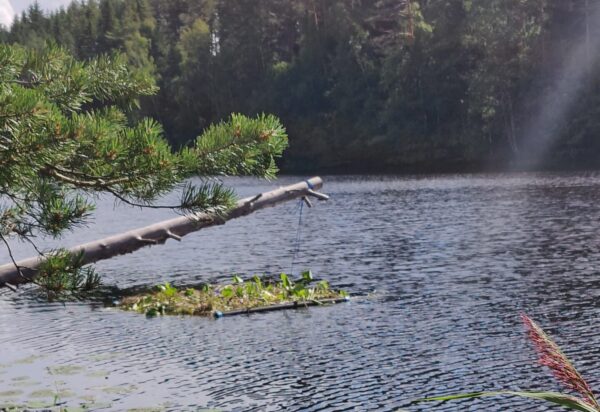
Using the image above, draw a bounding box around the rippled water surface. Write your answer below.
[2,173,600,411]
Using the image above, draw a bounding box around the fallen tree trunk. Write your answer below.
[0,177,327,288]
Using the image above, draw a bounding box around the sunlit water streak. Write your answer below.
[1,174,600,410]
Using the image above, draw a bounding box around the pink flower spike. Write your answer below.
[521,314,599,409]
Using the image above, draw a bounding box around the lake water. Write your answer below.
[1,173,600,411]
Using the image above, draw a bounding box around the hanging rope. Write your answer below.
[289,180,328,276]
[290,198,305,275]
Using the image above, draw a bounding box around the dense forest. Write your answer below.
[3,0,600,173]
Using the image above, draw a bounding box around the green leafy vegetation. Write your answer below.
[4,0,600,172]
[415,315,600,411]
[0,41,287,292]
[119,272,348,317]
[34,250,102,300]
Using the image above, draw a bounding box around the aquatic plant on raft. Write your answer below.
[118,271,348,318]
[414,315,600,411]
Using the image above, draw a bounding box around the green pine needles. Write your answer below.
[0,43,288,294]
[35,250,102,300]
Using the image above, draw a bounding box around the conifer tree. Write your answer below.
[98,0,121,52]
[174,18,214,138]
[118,0,156,75]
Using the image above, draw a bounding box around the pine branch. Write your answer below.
[43,165,131,188]
[0,232,32,287]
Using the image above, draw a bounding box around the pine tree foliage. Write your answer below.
[0,43,287,287]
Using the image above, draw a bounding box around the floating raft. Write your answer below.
[117,273,350,318]
[214,296,350,318]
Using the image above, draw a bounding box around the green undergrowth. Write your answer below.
[118,271,347,317]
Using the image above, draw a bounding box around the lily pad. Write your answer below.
[100,385,137,395]
[48,365,85,375]
[11,376,31,382]
[0,390,23,397]
[13,355,44,365]
[85,370,110,378]
[28,389,57,398]
[25,400,53,409]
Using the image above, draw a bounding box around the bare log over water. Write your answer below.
[0,177,327,288]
